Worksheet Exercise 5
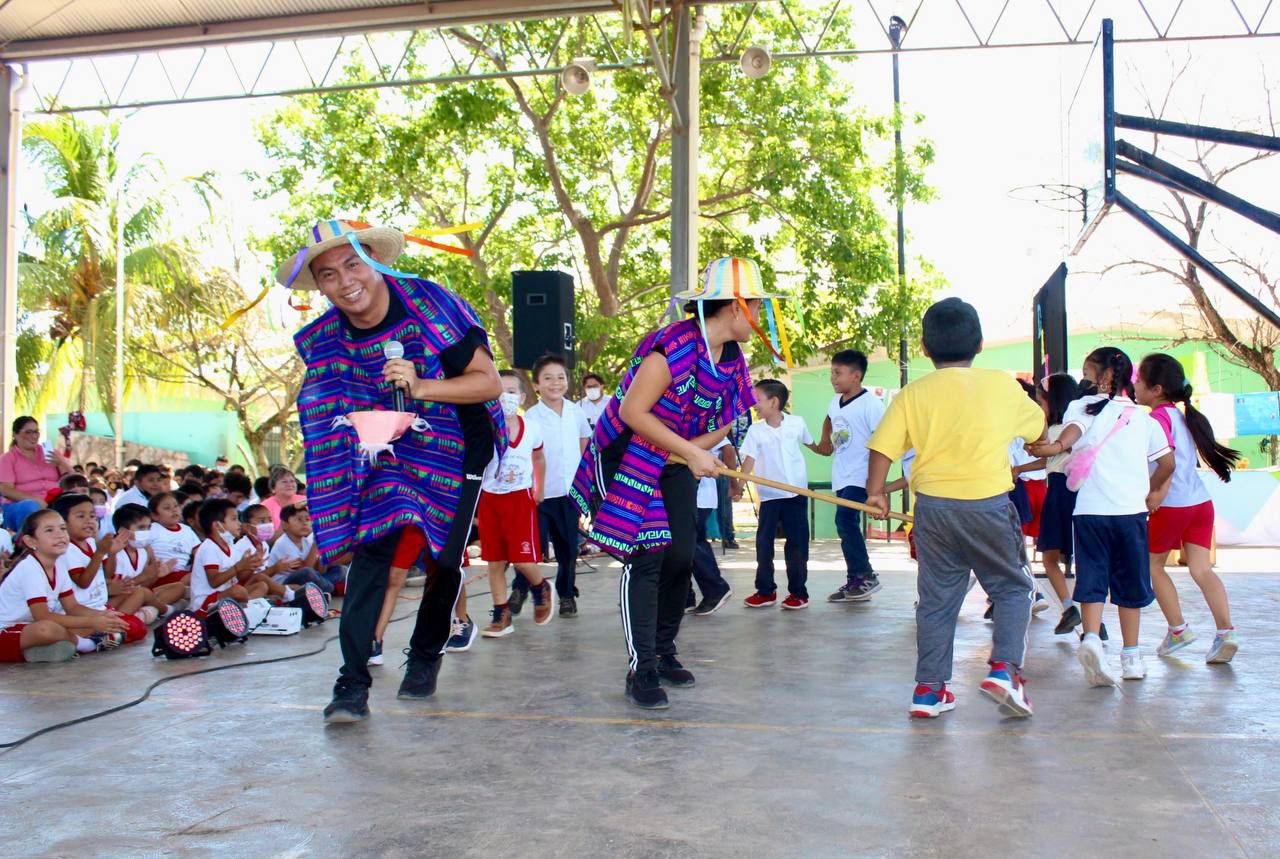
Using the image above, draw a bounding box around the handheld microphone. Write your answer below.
[383,340,407,412]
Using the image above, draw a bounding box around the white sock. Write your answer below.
[1217,628,1234,636]
[1122,645,1139,656]
[75,636,96,653]
[1082,632,1100,644]
[1170,622,1188,634]
[1061,597,1075,610]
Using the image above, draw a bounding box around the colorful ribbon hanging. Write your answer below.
[773,298,795,368]
[349,219,478,258]
[220,281,273,330]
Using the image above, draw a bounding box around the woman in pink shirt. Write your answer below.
[0,416,72,530]
[261,467,306,533]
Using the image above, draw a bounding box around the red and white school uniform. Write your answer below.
[477,415,544,565]
[60,538,147,642]
[148,522,201,586]
[0,555,74,662]
[191,536,242,612]
[114,546,149,580]
[1148,403,1215,553]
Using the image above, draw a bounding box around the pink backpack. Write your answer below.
[1062,407,1136,492]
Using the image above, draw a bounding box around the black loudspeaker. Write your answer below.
[512,270,575,370]
[1032,262,1068,384]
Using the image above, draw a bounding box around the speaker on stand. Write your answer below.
[512,271,576,370]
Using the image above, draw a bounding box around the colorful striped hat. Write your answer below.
[675,256,783,301]
[275,219,405,290]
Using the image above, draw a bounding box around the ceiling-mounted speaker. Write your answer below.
[560,57,597,95]
[740,45,772,79]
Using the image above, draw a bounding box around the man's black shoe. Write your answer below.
[1054,605,1082,635]
[397,649,443,700]
[625,670,669,709]
[657,655,696,687]
[982,601,994,621]
[693,588,733,616]
[722,539,740,550]
[324,681,370,724]
[508,587,527,616]
[559,597,578,618]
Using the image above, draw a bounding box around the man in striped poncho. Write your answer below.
[279,219,504,725]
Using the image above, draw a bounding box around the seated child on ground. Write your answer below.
[110,504,188,610]
[235,504,295,602]
[191,499,266,611]
[147,492,200,589]
[267,504,345,595]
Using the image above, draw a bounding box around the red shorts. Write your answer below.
[1149,500,1215,554]
[197,591,227,613]
[154,571,188,587]
[477,489,542,564]
[0,624,28,662]
[1021,478,1048,538]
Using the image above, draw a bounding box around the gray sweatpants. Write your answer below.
[913,493,1035,685]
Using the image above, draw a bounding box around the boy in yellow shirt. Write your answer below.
[866,298,1045,720]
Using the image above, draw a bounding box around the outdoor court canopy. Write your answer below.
[0,0,1276,449]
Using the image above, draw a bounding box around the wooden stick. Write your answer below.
[670,455,914,524]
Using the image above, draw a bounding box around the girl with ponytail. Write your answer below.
[1029,346,1176,687]
[1135,353,1241,664]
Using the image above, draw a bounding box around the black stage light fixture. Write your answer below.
[291,582,328,628]
[206,598,250,647]
[152,611,213,659]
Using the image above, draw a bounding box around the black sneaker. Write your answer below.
[983,601,994,621]
[625,670,669,709]
[1054,605,1082,635]
[657,655,696,687]
[560,597,578,618]
[324,681,370,724]
[397,649,443,700]
[1078,622,1110,642]
[693,588,734,616]
[508,587,527,616]
[723,539,740,550]
[685,590,697,613]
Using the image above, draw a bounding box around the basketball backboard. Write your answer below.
[1065,19,1115,255]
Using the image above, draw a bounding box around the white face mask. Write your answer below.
[499,392,522,416]
[585,387,603,402]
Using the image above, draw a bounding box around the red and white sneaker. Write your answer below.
[979,661,1034,718]
[743,592,778,609]
[909,683,956,718]
[780,594,809,610]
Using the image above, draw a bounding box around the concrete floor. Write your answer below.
[2,541,1277,858]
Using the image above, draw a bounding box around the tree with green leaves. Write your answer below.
[18,116,209,420]
[255,4,939,379]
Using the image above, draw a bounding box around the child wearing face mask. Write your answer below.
[578,373,609,430]
[234,504,296,603]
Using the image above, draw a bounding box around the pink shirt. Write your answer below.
[0,446,60,501]
[261,494,306,530]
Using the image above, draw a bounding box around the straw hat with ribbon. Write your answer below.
[275,219,406,291]
[677,256,795,368]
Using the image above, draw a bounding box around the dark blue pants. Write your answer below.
[691,508,731,602]
[835,485,875,582]
[754,495,809,599]
[539,495,580,600]
[715,475,735,543]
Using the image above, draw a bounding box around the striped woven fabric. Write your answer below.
[570,318,754,556]
[294,276,506,565]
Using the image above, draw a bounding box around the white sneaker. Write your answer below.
[1121,650,1147,680]
[1078,636,1120,688]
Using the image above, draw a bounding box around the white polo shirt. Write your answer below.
[740,414,814,503]
[149,522,201,573]
[0,555,74,627]
[60,538,108,610]
[1065,396,1171,516]
[696,439,730,509]
[191,536,242,607]
[525,399,591,499]
[827,390,885,492]
[578,395,608,430]
[1149,403,1212,508]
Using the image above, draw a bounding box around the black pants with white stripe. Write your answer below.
[620,463,698,677]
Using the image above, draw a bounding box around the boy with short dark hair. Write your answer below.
[192,499,263,610]
[739,379,820,610]
[525,353,592,617]
[268,503,345,594]
[866,297,1045,720]
[817,348,885,603]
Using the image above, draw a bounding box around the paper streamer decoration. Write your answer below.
[349,219,478,257]
[220,281,272,330]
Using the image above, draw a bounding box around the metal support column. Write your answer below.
[0,65,25,449]
[670,6,704,301]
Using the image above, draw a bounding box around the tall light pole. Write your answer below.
[889,15,908,393]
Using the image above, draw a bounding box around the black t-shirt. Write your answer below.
[344,291,495,473]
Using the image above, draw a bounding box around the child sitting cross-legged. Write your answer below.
[0,509,132,662]
[147,492,200,589]
[267,503,345,595]
[191,499,266,611]
[109,504,188,611]
[235,504,297,603]
[51,493,156,642]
